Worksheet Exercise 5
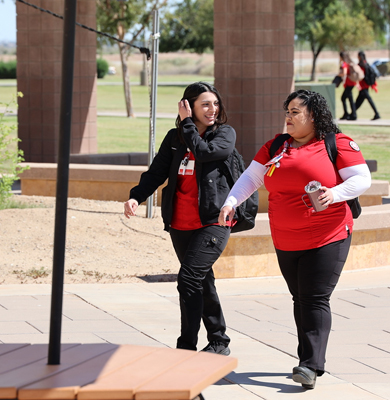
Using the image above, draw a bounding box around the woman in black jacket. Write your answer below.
[124,82,236,355]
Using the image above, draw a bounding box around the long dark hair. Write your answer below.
[175,82,228,135]
[358,50,367,67]
[340,51,352,64]
[283,89,341,140]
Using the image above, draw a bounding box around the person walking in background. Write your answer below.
[339,51,357,120]
[355,51,381,120]
[124,82,235,355]
[218,90,371,389]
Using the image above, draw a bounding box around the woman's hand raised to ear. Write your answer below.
[178,99,192,120]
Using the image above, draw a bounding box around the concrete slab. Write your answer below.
[0,266,389,399]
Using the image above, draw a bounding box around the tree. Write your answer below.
[349,0,390,40]
[316,6,375,51]
[96,0,168,117]
[295,0,377,81]
[159,0,213,53]
[295,0,338,81]
[354,0,390,59]
[0,94,29,209]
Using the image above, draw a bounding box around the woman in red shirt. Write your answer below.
[355,51,380,120]
[219,90,371,389]
[339,51,357,120]
[124,82,236,355]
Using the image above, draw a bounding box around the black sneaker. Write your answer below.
[292,366,317,389]
[372,114,380,120]
[201,341,231,356]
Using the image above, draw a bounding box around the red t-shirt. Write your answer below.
[343,61,356,87]
[171,151,203,230]
[358,65,378,92]
[170,150,235,231]
[254,134,365,251]
[359,65,369,90]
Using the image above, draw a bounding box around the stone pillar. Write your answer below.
[214,0,295,164]
[16,0,97,163]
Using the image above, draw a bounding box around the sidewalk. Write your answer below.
[1,266,389,399]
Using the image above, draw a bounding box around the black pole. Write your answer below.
[48,0,77,365]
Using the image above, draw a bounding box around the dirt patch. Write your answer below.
[0,196,179,285]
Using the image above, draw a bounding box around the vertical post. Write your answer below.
[48,0,77,365]
[146,10,159,218]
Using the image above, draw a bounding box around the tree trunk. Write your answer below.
[310,53,318,82]
[310,43,326,82]
[118,42,134,117]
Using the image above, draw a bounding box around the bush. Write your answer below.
[97,58,109,79]
[0,60,17,79]
[0,93,29,209]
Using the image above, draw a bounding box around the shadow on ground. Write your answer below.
[137,273,178,283]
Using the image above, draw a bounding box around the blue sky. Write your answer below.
[0,0,16,42]
[0,0,176,44]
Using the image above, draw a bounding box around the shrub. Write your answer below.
[0,93,29,209]
[97,58,109,79]
[0,60,17,79]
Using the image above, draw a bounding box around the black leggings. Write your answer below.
[341,85,356,117]
[170,225,230,351]
[275,234,352,375]
[355,88,379,115]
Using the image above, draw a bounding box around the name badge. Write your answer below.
[178,160,195,175]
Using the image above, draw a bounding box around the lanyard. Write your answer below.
[265,141,288,177]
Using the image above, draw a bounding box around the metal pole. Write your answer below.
[48,0,77,365]
[146,10,159,218]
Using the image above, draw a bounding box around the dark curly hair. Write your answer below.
[283,89,341,140]
[175,82,228,134]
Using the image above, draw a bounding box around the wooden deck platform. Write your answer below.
[0,343,237,400]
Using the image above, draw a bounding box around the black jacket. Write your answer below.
[130,118,236,231]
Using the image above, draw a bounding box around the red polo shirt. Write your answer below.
[254,133,365,251]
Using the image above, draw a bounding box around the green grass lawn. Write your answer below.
[2,75,390,183]
[335,79,390,120]
[4,114,389,182]
[100,74,213,85]
[97,116,172,153]
[97,85,185,114]
[340,125,390,182]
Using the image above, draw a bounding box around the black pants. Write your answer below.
[341,85,356,117]
[355,88,379,115]
[170,225,231,351]
[275,234,352,375]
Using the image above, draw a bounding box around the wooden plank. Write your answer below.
[18,345,158,400]
[0,344,78,375]
[78,348,196,400]
[0,343,117,400]
[135,352,238,400]
[0,344,29,357]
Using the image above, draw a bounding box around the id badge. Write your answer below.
[184,160,195,175]
[179,159,195,175]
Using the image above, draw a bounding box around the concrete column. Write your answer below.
[214,0,295,164]
[16,0,97,163]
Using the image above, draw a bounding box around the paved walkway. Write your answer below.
[1,266,389,399]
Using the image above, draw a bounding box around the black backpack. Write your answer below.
[221,148,259,233]
[269,133,362,219]
[363,64,377,86]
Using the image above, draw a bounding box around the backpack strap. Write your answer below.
[269,133,291,158]
[324,132,337,164]
[269,132,338,165]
